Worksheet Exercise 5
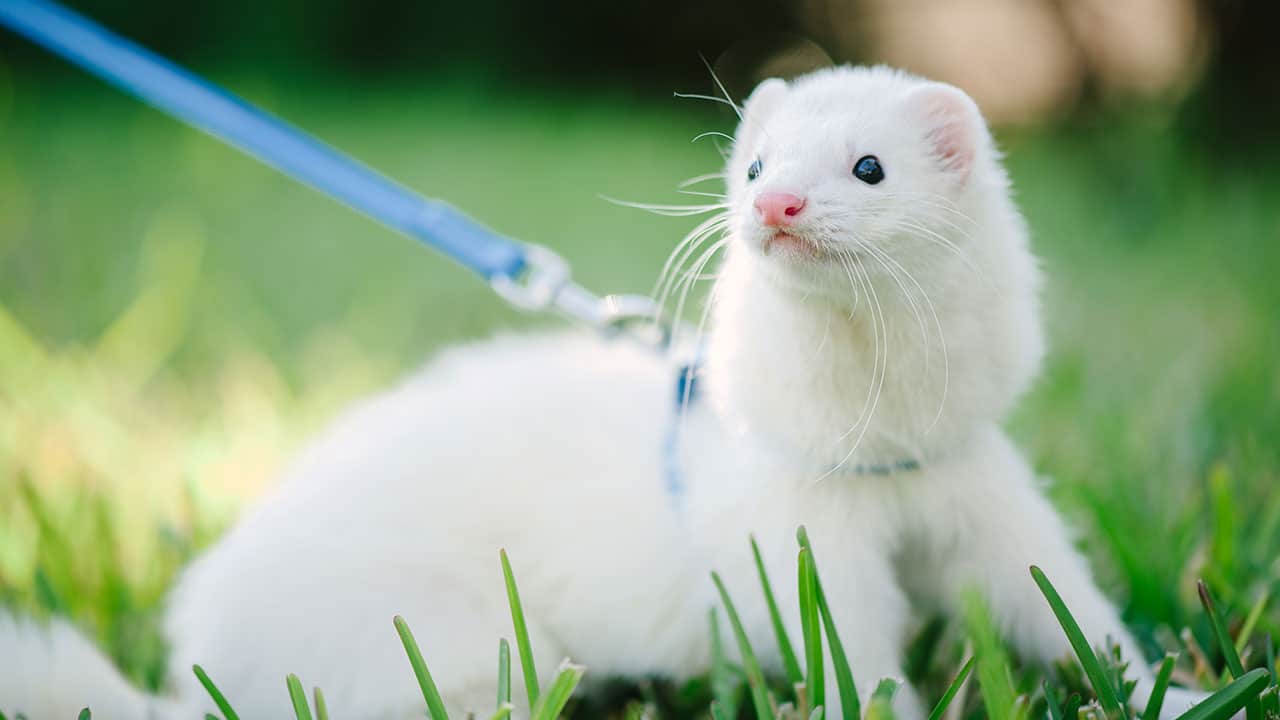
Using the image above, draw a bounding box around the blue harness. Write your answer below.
[662,363,702,497]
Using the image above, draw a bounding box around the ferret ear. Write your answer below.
[905,83,984,181]
[736,78,787,150]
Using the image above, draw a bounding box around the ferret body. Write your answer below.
[2,66,1203,719]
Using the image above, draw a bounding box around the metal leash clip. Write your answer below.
[491,243,671,350]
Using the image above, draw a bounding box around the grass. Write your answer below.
[67,530,1275,719]
[0,63,1278,717]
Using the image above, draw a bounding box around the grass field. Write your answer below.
[1,66,1278,717]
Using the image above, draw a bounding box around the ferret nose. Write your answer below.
[754,192,806,226]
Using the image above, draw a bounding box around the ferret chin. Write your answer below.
[1,66,1206,720]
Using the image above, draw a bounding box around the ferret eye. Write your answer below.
[747,158,762,182]
[853,155,884,185]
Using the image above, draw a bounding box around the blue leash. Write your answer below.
[0,0,920,490]
[0,0,664,342]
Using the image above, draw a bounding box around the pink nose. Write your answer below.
[754,192,806,226]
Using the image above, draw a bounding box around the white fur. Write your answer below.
[2,66,1208,719]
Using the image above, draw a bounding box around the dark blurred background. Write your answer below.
[1,0,1279,694]
[5,0,1280,134]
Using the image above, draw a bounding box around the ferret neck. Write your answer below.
[700,247,971,473]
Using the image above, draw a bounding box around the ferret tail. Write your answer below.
[0,613,186,719]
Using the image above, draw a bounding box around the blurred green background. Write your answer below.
[0,0,1278,701]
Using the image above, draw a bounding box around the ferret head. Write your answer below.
[707,66,1044,468]
[726,66,998,293]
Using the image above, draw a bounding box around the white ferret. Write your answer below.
[3,66,1208,719]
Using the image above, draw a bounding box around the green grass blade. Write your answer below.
[313,687,329,720]
[487,703,515,720]
[866,678,899,720]
[1045,681,1064,720]
[1199,581,1246,678]
[711,571,774,720]
[905,617,947,681]
[798,526,861,720]
[1011,694,1030,720]
[818,605,859,720]
[1208,465,1236,581]
[872,678,899,705]
[529,660,585,720]
[709,607,743,720]
[1141,654,1177,720]
[799,547,825,715]
[1172,668,1269,720]
[286,674,313,720]
[1257,687,1278,718]
[1197,580,1261,720]
[1029,566,1124,717]
[193,664,241,720]
[751,534,804,686]
[1064,692,1082,719]
[501,549,540,711]
[394,615,450,720]
[77,710,90,720]
[1266,635,1275,684]
[710,701,733,720]
[498,638,512,709]
[928,656,975,720]
[962,591,1017,720]
[1234,591,1269,657]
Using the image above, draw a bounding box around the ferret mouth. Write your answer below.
[762,230,822,258]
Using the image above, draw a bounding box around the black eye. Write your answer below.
[747,158,762,182]
[853,155,884,185]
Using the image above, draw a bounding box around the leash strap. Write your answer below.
[0,0,524,281]
[0,0,667,344]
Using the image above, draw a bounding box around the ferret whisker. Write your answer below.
[854,240,930,366]
[816,229,862,319]
[816,304,833,354]
[892,219,988,281]
[824,251,889,478]
[678,172,727,189]
[826,238,861,320]
[654,212,727,285]
[826,253,884,452]
[667,253,720,346]
[697,54,745,122]
[668,237,727,329]
[599,196,729,217]
[691,131,735,144]
[653,214,730,313]
[879,190,977,225]
[854,250,891,459]
[858,242,952,433]
[672,92,742,116]
[866,192,979,248]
